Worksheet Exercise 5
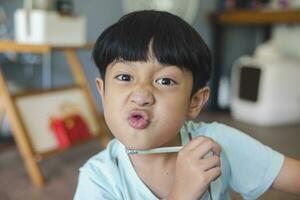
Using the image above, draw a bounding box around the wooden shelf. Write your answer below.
[0,40,93,54]
[0,40,109,187]
[211,9,300,25]
[11,85,80,99]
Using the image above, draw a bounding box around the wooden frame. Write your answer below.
[0,40,110,187]
[0,94,4,125]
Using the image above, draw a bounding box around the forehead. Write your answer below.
[108,59,187,74]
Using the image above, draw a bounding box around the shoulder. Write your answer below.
[186,120,242,141]
[186,121,284,199]
[79,139,122,186]
[187,120,282,160]
[74,139,124,199]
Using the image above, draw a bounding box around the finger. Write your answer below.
[211,142,221,157]
[190,138,221,159]
[205,166,221,182]
[197,155,221,171]
[181,136,207,152]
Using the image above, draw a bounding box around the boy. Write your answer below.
[74,10,300,200]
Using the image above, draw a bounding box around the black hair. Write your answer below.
[92,10,212,95]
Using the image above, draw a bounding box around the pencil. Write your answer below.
[126,146,183,155]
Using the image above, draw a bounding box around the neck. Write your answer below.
[128,135,181,199]
[129,133,181,166]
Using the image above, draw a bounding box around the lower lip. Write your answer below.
[128,117,150,129]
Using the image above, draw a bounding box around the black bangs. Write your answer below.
[93,10,212,93]
[92,11,159,73]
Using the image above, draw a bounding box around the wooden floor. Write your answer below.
[0,111,300,200]
[0,139,101,200]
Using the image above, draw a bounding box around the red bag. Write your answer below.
[50,119,71,149]
[72,114,92,140]
[49,103,92,149]
[50,118,71,149]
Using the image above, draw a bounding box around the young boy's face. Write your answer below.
[96,58,209,150]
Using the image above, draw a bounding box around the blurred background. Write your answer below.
[0,0,300,199]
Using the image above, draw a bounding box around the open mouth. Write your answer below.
[128,110,150,129]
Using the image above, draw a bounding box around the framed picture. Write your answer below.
[14,86,100,154]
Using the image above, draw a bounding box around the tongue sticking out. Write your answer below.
[128,112,150,129]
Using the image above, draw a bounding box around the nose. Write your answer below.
[129,88,154,107]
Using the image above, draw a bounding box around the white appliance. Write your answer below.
[230,53,300,126]
[272,24,300,58]
[14,9,86,46]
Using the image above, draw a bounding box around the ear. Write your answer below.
[95,77,105,101]
[187,86,210,119]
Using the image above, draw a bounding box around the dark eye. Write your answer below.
[156,78,177,86]
[115,74,133,81]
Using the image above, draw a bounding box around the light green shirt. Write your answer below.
[74,121,284,200]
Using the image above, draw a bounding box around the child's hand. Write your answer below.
[168,136,221,200]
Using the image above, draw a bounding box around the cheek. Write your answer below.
[103,91,123,120]
[156,94,190,128]
[103,85,127,106]
[102,101,125,141]
[102,88,129,130]
[161,90,190,112]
